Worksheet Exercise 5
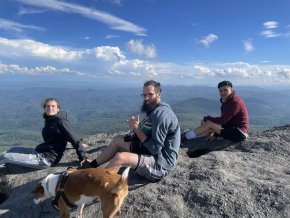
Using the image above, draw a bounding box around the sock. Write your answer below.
[90,159,99,168]
[185,130,196,139]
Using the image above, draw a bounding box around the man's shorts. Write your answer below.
[130,137,169,182]
[220,125,247,142]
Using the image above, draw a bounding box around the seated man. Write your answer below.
[182,80,249,143]
[82,80,180,182]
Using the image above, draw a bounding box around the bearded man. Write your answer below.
[81,80,180,182]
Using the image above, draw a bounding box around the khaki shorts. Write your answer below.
[134,155,169,182]
[130,137,170,182]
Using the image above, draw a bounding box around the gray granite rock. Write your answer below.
[1,125,290,218]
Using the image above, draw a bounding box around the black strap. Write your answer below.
[51,172,76,210]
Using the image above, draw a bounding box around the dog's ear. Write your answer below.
[32,183,44,195]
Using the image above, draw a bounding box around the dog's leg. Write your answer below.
[58,198,70,218]
[76,204,85,218]
[101,196,126,218]
[100,197,120,218]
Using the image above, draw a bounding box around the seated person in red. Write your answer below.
[182,80,249,143]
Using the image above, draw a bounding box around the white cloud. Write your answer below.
[0,37,82,61]
[1,58,290,85]
[0,38,121,67]
[1,37,290,85]
[243,39,254,52]
[261,30,281,38]
[197,34,218,47]
[276,68,290,80]
[16,0,147,36]
[126,39,157,59]
[263,21,279,29]
[261,21,282,38]
[0,18,45,32]
[17,7,46,15]
[94,46,126,62]
[105,34,119,39]
[0,63,84,76]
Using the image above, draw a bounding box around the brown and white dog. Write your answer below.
[32,167,130,218]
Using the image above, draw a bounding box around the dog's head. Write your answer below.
[32,174,54,204]
[32,182,48,204]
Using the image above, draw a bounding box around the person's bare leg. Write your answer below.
[194,121,223,137]
[105,152,139,173]
[95,135,131,165]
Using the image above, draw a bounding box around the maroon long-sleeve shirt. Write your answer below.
[203,91,249,134]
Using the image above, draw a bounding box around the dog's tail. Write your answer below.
[111,166,130,193]
[121,166,130,182]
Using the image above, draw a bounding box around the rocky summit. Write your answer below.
[1,125,290,218]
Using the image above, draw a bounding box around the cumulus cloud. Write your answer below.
[0,37,82,61]
[1,37,290,84]
[0,37,125,65]
[197,34,218,47]
[126,39,157,59]
[243,39,254,52]
[94,46,126,62]
[0,18,45,32]
[16,0,146,36]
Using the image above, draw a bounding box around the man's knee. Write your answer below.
[207,122,222,134]
[112,135,126,147]
[204,120,213,126]
[112,135,123,142]
[111,152,126,164]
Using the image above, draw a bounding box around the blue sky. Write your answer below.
[0,0,290,86]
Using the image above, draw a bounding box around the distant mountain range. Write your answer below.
[0,84,289,148]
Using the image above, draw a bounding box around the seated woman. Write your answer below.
[0,98,87,169]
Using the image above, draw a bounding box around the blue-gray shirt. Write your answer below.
[142,101,180,171]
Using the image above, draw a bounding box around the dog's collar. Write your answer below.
[51,172,76,210]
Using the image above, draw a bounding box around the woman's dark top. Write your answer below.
[35,111,87,166]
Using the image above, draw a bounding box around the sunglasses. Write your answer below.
[141,92,157,97]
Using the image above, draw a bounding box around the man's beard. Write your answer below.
[141,99,159,114]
